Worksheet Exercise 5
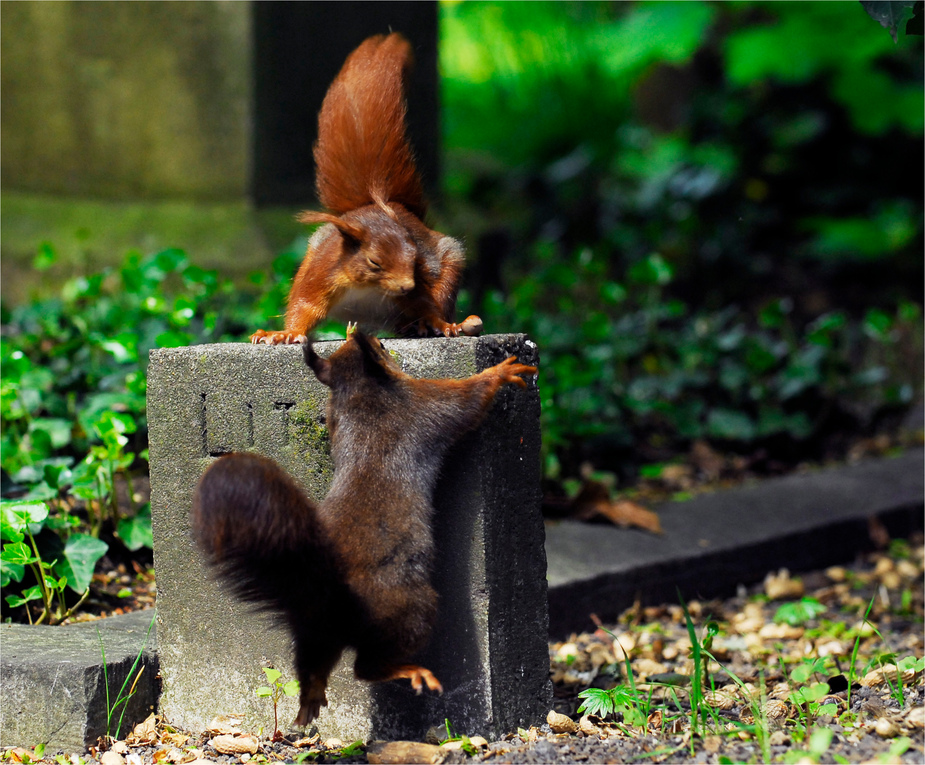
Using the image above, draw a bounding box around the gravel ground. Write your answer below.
[4,535,922,765]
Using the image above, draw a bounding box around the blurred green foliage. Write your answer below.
[440,0,923,476]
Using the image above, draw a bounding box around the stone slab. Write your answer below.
[147,335,550,742]
[546,447,925,637]
[0,610,158,751]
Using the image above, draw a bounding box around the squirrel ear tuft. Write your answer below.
[352,331,392,381]
[297,211,364,244]
[302,339,332,387]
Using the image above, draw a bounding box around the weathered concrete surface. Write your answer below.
[546,447,925,637]
[147,335,550,741]
[0,610,158,750]
[1,2,251,201]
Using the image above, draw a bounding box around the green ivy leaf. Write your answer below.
[1,500,49,541]
[706,408,755,440]
[776,597,827,627]
[5,585,43,608]
[117,505,153,552]
[56,534,109,593]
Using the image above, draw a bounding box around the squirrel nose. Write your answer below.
[397,279,414,295]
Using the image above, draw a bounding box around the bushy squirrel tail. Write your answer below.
[192,453,339,617]
[313,33,427,219]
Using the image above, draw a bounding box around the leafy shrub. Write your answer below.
[0,243,305,622]
[475,242,922,479]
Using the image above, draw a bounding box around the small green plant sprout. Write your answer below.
[781,726,835,764]
[864,654,925,708]
[440,719,481,756]
[877,737,912,764]
[296,740,364,763]
[774,597,826,626]
[98,613,156,740]
[577,685,643,723]
[577,623,661,735]
[256,667,300,741]
[785,658,838,727]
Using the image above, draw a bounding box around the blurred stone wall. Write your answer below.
[1,1,251,200]
[0,1,438,304]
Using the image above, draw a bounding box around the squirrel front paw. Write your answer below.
[493,356,537,388]
[420,315,484,338]
[250,330,308,345]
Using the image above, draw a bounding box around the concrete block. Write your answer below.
[147,335,550,741]
[0,610,158,750]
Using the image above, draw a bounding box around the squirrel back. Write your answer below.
[313,33,426,219]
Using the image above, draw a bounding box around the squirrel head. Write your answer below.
[302,329,400,390]
[298,204,417,296]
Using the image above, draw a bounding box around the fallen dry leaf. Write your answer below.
[571,480,663,533]
[126,713,159,746]
[5,749,36,764]
[594,499,663,534]
[764,568,805,600]
[206,714,244,735]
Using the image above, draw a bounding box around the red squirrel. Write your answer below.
[193,329,536,726]
[251,33,482,344]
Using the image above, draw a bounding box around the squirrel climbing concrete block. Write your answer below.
[148,334,550,741]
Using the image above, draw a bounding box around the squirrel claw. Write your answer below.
[250,330,306,345]
[496,356,537,387]
[380,664,443,695]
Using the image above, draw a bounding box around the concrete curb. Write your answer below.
[546,447,925,637]
[0,610,158,750]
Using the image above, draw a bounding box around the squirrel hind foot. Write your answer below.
[293,679,329,727]
[382,664,443,695]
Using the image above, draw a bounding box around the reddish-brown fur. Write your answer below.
[251,34,481,345]
[193,330,536,726]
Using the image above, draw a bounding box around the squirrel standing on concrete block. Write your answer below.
[251,33,482,344]
[193,328,536,726]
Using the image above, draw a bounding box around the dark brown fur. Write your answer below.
[250,34,480,344]
[193,331,536,726]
